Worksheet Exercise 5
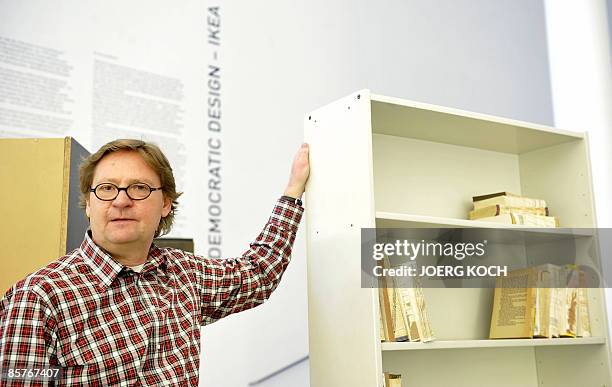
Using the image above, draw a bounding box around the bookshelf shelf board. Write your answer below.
[375,212,593,240]
[381,337,606,351]
[370,93,583,154]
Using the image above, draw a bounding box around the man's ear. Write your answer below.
[85,198,91,218]
[161,196,172,218]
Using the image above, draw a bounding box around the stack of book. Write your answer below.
[383,372,402,387]
[489,264,591,339]
[378,260,435,343]
[469,191,559,227]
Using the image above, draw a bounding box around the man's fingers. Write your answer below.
[284,143,310,198]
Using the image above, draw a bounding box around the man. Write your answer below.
[0,139,310,386]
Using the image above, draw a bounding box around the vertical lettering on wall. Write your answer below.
[206,6,222,258]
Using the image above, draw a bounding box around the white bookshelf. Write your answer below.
[304,90,612,387]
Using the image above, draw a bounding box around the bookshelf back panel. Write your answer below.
[435,244,528,339]
[370,97,582,154]
[519,140,594,228]
[382,347,538,387]
[422,288,494,340]
[372,133,522,219]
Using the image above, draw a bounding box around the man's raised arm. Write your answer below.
[196,143,310,324]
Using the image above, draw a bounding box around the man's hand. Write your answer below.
[283,143,310,199]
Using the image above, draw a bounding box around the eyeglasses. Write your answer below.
[90,182,163,201]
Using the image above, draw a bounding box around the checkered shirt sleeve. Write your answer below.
[196,198,303,325]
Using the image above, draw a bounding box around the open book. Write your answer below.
[489,264,590,339]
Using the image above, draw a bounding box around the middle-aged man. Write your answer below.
[0,139,310,386]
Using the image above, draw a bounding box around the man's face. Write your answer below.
[86,150,171,250]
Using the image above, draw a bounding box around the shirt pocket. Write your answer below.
[59,316,150,367]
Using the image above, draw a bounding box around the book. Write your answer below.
[576,287,592,337]
[401,287,421,342]
[387,285,410,341]
[378,259,435,342]
[392,259,435,342]
[383,373,402,387]
[475,213,559,227]
[378,259,410,342]
[400,286,435,342]
[379,286,403,342]
[558,265,583,338]
[532,264,559,338]
[469,204,548,220]
[472,192,547,210]
[490,267,537,339]
[379,287,392,342]
[490,264,590,339]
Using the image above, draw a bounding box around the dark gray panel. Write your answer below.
[153,238,194,253]
[66,137,90,254]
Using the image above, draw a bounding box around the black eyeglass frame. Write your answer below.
[90,182,163,201]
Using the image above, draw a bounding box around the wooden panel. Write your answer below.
[0,138,67,293]
[304,90,382,386]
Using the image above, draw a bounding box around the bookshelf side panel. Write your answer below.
[304,90,382,387]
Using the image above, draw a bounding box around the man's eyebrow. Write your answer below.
[94,178,155,185]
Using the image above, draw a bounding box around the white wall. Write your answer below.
[543,0,612,357]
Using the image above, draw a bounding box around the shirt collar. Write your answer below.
[79,230,169,290]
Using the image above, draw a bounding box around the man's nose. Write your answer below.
[112,189,133,207]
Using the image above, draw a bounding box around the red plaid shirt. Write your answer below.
[0,198,303,386]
